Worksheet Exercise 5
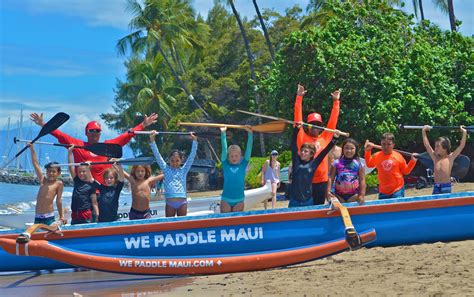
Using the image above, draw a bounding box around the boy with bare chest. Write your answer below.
[29,144,64,225]
[124,164,163,220]
[422,126,467,194]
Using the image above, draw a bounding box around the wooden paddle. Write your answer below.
[1,112,70,170]
[52,156,155,167]
[399,124,474,132]
[13,138,123,158]
[178,120,287,134]
[237,109,350,137]
[328,197,362,250]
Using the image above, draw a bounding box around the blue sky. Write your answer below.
[0,0,472,140]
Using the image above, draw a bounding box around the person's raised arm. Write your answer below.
[108,113,158,146]
[319,89,341,140]
[182,133,198,174]
[113,163,125,182]
[220,127,228,162]
[294,84,307,123]
[30,112,82,146]
[67,146,76,178]
[29,143,44,182]
[422,125,435,160]
[364,140,376,168]
[451,126,467,159]
[311,132,338,171]
[400,153,417,175]
[291,125,300,167]
[244,126,253,161]
[56,182,64,222]
[149,130,168,170]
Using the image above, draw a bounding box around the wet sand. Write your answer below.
[0,183,473,296]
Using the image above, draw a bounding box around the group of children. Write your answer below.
[29,85,468,226]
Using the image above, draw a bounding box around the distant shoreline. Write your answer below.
[0,174,73,187]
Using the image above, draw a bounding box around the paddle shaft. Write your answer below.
[130,131,192,135]
[236,110,350,137]
[399,124,473,131]
[52,157,155,167]
[15,138,96,150]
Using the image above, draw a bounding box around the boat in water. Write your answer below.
[0,182,273,229]
[0,191,472,274]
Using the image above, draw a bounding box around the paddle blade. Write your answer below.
[13,112,70,158]
[37,112,70,139]
[118,157,155,166]
[251,121,287,133]
[86,143,122,158]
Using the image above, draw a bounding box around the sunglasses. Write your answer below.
[87,129,101,133]
[271,153,278,156]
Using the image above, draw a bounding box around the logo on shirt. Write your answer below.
[381,159,393,171]
[230,168,239,174]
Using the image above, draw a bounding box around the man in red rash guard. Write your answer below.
[294,84,341,205]
[30,112,157,185]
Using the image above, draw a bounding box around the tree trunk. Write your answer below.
[418,0,425,20]
[229,0,266,156]
[447,0,456,32]
[252,0,275,60]
[154,38,211,118]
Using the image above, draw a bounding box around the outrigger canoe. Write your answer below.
[0,191,473,274]
[0,182,273,229]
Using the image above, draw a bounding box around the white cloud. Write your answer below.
[21,0,132,29]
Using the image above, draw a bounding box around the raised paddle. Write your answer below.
[236,109,350,137]
[129,130,233,139]
[398,124,474,132]
[1,112,70,169]
[52,156,155,167]
[178,120,287,134]
[13,138,123,158]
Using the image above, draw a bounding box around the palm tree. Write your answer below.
[220,0,266,155]
[252,0,274,60]
[114,55,177,128]
[447,0,456,32]
[117,0,211,118]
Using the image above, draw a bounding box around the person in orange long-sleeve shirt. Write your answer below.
[294,84,341,205]
[364,133,418,199]
[30,112,158,185]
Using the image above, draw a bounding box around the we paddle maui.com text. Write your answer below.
[119,259,216,268]
[123,227,264,249]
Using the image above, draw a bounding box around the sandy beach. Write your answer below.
[1,183,473,296]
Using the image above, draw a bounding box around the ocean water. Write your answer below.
[0,182,132,212]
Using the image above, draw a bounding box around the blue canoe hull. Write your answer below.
[0,191,473,272]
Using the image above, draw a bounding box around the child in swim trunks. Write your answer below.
[288,123,340,207]
[149,130,198,217]
[220,125,253,213]
[94,163,125,222]
[327,138,366,204]
[68,146,98,225]
[124,163,164,220]
[29,143,64,225]
[422,125,467,194]
[364,133,418,199]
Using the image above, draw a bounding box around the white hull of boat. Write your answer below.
[0,182,272,229]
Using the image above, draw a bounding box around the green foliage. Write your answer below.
[261,0,473,149]
[245,157,267,188]
[365,171,379,188]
